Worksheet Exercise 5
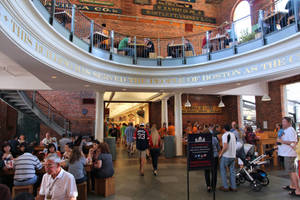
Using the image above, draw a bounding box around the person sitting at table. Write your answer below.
[100,24,110,50]
[13,145,42,186]
[118,36,134,56]
[245,126,258,145]
[46,143,62,158]
[59,134,72,154]
[2,143,13,161]
[37,154,78,200]
[68,147,87,184]
[18,134,26,144]
[90,142,114,189]
[184,39,195,56]
[63,142,73,160]
[144,38,155,58]
[18,142,27,156]
[167,40,176,58]
[41,132,57,147]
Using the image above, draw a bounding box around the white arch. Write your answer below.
[233,1,252,40]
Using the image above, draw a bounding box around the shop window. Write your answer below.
[233,1,252,40]
[185,24,193,32]
[242,95,256,128]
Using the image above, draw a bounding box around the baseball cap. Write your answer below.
[140,123,145,127]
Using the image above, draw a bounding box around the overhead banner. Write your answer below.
[187,133,213,171]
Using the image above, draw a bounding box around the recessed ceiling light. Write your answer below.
[198,88,203,90]
[236,83,241,86]
[122,88,127,91]
[51,76,57,79]
[84,84,90,87]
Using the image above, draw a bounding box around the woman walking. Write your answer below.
[149,126,161,176]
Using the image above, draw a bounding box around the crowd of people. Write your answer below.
[0,132,114,200]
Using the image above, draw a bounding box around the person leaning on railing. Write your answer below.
[144,38,155,58]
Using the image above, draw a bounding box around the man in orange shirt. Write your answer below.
[167,122,175,136]
[159,122,168,139]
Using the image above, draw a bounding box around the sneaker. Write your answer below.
[219,186,229,192]
[153,170,158,176]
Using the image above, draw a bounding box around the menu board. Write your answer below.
[187,133,213,171]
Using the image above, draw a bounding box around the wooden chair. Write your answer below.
[12,185,33,199]
[149,52,157,59]
[185,51,194,57]
[95,177,115,197]
[77,181,87,200]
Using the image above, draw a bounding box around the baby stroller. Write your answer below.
[236,145,275,192]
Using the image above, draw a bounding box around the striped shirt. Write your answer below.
[13,153,42,181]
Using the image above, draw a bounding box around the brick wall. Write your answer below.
[38,91,96,136]
[256,75,300,131]
[0,100,17,145]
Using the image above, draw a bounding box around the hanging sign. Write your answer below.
[182,105,222,114]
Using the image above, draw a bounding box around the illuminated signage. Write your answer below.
[78,0,114,6]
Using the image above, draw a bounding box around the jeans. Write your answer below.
[121,48,134,56]
[150,148,160,170]
[14,174,37,186]
[220,157,236,189]
[204,157,218,189]
[76,175,87,184]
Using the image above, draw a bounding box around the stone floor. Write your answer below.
[88,146,297,200]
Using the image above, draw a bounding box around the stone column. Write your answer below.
[95,91,104,142]
[174,92,183,156]
[161,98,169,128]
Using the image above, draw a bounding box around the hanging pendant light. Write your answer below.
[261,94,271,101]
[218,96,225,108]
[185,94,191,107]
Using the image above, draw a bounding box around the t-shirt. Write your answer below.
[68,157,86,180]
[168,125,175,136]
[95,154,114,178]
[118,38,129,50]
[59,137,72,153]
[14,153,42,181]
[281,126,297,157]
[134,128,150,151]
[125,126,135,143]
[222,132,236,158]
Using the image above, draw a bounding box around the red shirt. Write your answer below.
[149,134,161,149]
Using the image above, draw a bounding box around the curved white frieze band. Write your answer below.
[0,0,300,89]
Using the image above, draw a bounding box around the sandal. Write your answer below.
[289,190,300,197]
[283,185,296,191]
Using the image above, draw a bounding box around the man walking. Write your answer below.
[219,125,237,192]
[125,122,136,157]
[134,123,149,176]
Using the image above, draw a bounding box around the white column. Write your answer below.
[95,91,104,142]
[174,92,183,156]
[161,98,168,128]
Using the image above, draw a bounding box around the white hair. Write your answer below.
[45,154,61,164]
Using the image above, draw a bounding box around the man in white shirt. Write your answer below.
[36,154,78,200]
[219,124,237,192]
[277,117,299,196]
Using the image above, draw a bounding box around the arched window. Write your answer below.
[233,1,252,40]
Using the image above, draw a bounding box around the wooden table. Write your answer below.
[257,138,278,167]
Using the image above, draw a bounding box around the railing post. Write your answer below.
[89,20,94,53]
[50,0,56,25]
[231,22,237,54]
[70,4,76,42]
[294,0,299,31]
[157,38,161,66]
[110,30,114,60]
[134,36,137,64]
[182,36,186,64]
[206,31,211,60]
[259,9,266,45]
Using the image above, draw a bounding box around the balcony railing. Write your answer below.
[33,0,300,66]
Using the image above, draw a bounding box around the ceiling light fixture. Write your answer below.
[261,94,271,101]
[122,88,127,91]
[218,96,225,108]
[51,76,57,79]
[185,94,192,107]
[84,84,90,87]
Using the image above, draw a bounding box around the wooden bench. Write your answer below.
[95,177,115,197]
[77,181,87,200]
[12,185,33,199]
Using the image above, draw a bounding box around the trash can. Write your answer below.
[104,137,116,161]
[164,135,175,158]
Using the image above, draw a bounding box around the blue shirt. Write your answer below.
[125,126,135,143]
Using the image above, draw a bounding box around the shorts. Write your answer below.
[137,150,147,158]
[284,156,296,173]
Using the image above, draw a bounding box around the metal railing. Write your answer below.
[25,91,71,132]
[36,0,300,64]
